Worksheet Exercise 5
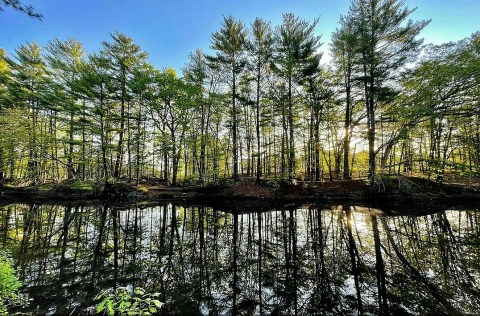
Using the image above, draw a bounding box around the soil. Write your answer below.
[1,176,479,214]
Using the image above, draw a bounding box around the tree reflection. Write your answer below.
[0,204,479,315]
[345,208,363,315]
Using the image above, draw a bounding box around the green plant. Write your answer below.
[69,180,94,190]
[0,251,22,315]
[96,286,163,315]
[137,186,149,194]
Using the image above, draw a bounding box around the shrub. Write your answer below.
[96,286,163,315]
[265,179,281,191]
[0,251,22,314]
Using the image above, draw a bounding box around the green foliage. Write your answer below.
[428,159,480,178]
[265,179,281,191]
[96,286,163,316]
[137,186,149,194]
[0,7,478,186]
[29,183,56,191]
[0,251,22,314]
[68,179,94,190]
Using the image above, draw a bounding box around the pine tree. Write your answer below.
[46,38,85,179]
[350,0,429,179]
[247,18,274,183]
[272,13,321,179]
[207,15,247,180]
[183,49,211,183]
[100,32,148,179]
[331,15,361,179]
[7,42,50,183]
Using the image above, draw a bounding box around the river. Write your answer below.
[1,203,479,315]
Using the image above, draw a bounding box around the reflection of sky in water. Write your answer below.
[1,204,479,315]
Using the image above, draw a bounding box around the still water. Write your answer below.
[1,203,479,315]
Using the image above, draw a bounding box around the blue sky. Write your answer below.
[1,0,479,72]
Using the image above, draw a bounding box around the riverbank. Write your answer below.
[1,176,479,213]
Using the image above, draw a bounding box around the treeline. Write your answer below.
[0,0,479,186]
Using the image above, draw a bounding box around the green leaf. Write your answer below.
[96,300,106,313]
[134,288,145,296]
[152,300,163,308]
[107,299,115,316]
[119,300,131,311]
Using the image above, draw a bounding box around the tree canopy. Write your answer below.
[0,1,478,186]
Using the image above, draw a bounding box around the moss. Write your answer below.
[69,180,94,191]
[137,186,149,194]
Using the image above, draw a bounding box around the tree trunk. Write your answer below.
[314,121,321,181]
[114,72,127,178]
[199,103,206,182]
[67,111,75,180]
[81,101,86,181]
[0,147,4,180]
[135,96,142,185]
[343,77,351,179]
[255,67,262,183]
[288,75,295,179]
[232,64,239,180]
[99,85,109,182]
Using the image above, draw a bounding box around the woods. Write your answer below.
[0,0,479,187]
[1,1,479,316]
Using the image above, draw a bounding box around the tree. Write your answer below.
[100,32,148,179]
[183,49,211,183]
[7,42,50,183]
[331,15,361,179]
[150,69,194,185]
[0,0,42,19]
[46,38,85,179]
[387,33,480,180]
[77,53,112,181]
[247,18,274,183]
[129,63,154,185]
[302,68,336,181]
[207,15,247,180]
[0,49,12,179]
[349,0,429,179]
[272,13,321,178]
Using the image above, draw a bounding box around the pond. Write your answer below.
[1,203,479,315]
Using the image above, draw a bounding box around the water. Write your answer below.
[1,203,479,315]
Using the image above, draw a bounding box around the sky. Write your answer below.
[0,0,479,73]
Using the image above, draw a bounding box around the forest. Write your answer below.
[1,1,480,315]
[0,0,479,188]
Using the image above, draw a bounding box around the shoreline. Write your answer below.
[1,176,479,215]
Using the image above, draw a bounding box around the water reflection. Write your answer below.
[1,204,479,315]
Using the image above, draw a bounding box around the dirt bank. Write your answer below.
[1,176,479,212]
